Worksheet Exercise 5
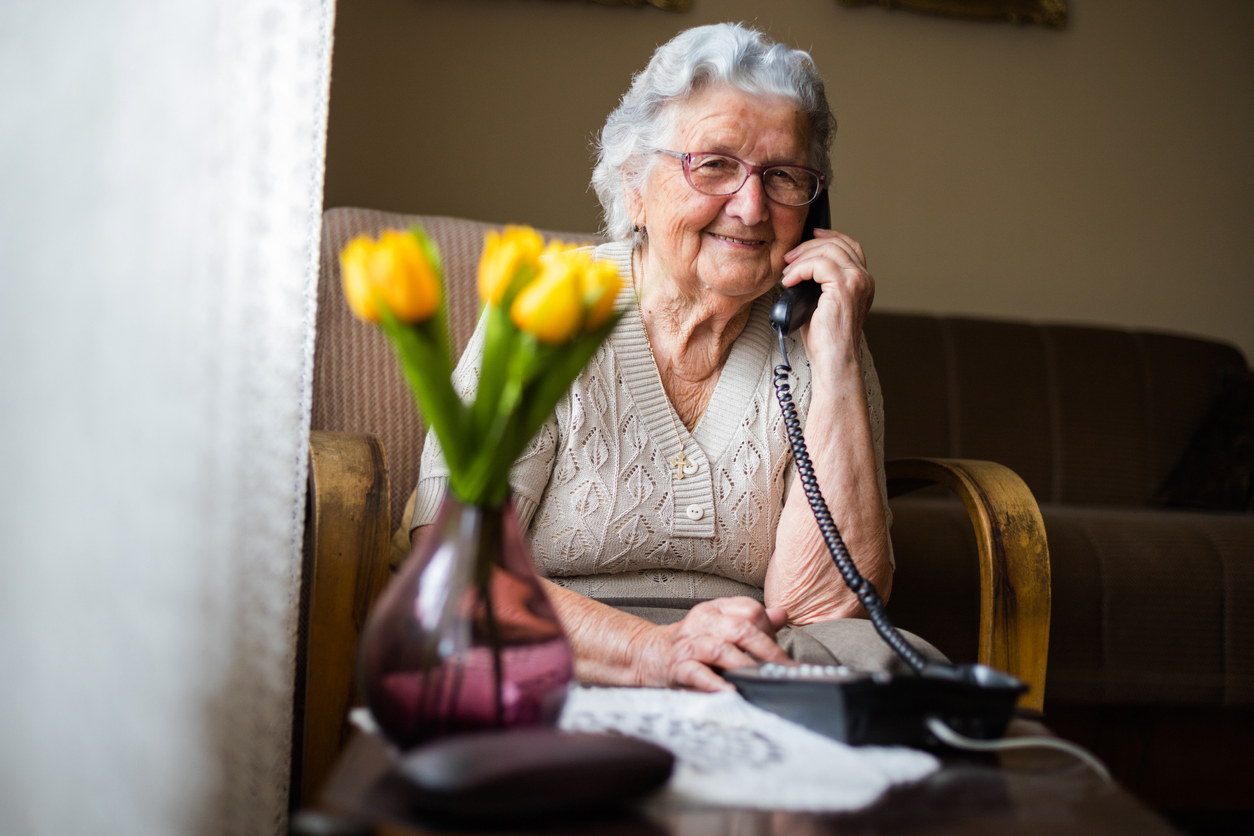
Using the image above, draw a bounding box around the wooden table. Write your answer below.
[300,721,1181,836]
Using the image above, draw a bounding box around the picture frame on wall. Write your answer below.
[582,0,691,10]
[837,0,1067,29]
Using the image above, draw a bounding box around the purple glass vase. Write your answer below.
[358,493,574,749]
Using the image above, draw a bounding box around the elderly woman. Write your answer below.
[412,23,942,692]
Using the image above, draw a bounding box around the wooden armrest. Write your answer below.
[292,431,393,808]
[886,457,1051,712]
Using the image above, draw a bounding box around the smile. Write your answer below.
[709,232,766,246]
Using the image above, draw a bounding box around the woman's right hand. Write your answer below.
[635,597,792,692]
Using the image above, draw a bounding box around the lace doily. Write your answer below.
[559,686,938,811]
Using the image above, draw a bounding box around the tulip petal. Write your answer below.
[510,253,585,344]
[340,235,382,322]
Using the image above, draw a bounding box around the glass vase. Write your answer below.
[358,492,574,749]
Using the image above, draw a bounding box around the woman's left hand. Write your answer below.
[780,229,875,369]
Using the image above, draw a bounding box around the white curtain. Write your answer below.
[0,2,333,833]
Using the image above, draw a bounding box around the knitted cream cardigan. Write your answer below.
[411,241,892,602]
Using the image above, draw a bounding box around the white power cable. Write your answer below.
[925,717,1112,783]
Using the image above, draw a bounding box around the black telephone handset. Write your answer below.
[729,189,1030,752]
[769,190,829,334]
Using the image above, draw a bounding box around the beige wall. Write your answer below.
[325,0,1254,360]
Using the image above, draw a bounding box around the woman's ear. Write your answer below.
[623,173,645,230]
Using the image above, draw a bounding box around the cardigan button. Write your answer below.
[685,504,704,521]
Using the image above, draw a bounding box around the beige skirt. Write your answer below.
[613,602,949,675]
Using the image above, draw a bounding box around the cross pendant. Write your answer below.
[671,450,695,480]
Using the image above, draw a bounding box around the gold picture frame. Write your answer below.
[580,0,691,10]
[838,0,1067,29]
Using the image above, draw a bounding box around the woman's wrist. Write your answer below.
[543,579,665,686]
[587,619,666,687]
[625,621,668,687]
[804,333,863,388]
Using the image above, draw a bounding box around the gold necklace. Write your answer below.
[633,247,701,480]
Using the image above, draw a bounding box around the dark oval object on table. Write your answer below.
[388,728,675,819]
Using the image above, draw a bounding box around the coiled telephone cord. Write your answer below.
[772,328,928,676]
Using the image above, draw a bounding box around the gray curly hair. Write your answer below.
[592,23,837,243]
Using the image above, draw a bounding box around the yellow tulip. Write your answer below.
[581,259,622,331]
[479,226,544,305]
[340,235,382,322]
[510,251,586,344]
[373,230,441,323]
[339,230,441,324]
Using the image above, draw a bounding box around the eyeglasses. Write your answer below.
[655,150,826,207]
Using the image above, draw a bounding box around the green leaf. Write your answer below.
[378,309,470,481]
[460,334,540,505]
[471,305,517,442]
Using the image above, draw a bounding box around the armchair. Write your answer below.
[289,207,1052,807]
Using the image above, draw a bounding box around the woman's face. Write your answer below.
[631,85,812,303]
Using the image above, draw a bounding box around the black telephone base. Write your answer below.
[723,662,1027,751]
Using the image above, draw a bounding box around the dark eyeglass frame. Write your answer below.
[655,150,827,207]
